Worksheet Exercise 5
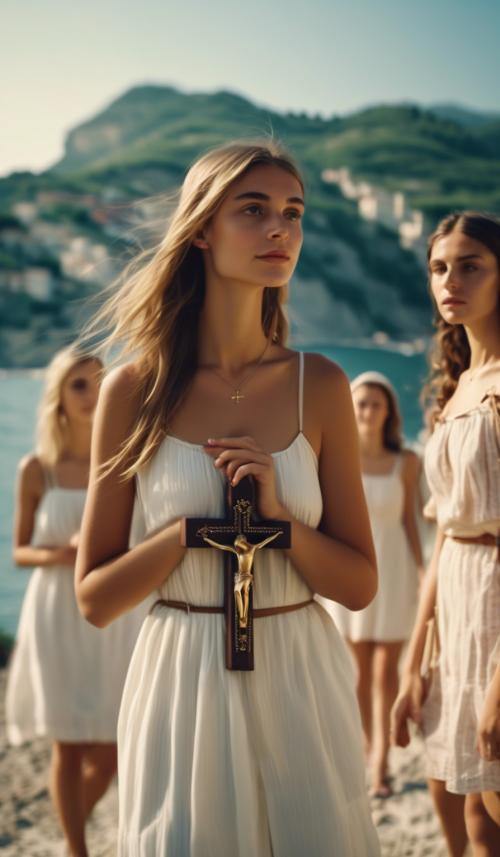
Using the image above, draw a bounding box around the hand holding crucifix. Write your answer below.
[180,475,290,670]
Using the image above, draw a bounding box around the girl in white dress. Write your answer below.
[75,140,381,856]
[6,346,149,857]
[326,371,423,797]
[391,211,500,857]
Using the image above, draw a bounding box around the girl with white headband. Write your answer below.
[325,370,424,798]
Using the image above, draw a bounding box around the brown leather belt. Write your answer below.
[151,598,314,617]
[450,533,500,560]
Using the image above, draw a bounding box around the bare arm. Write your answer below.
[13,454,77,568]
[391,527,444,746]
[401,527,444,678]
[75,365,186,628]
[401,450,425,576]
[279,359,377,609]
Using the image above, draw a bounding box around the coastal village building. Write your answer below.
[321,167,427,265]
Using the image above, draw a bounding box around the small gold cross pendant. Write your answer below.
[231,389,244,404]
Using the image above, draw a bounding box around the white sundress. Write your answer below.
[117,352,380,857]
[6,469,151,745]
[421,391,500,794]
[324,454,418,642]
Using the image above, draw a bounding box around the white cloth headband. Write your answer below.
[350,371,399,406]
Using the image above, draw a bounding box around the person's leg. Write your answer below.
[481,791,500,827]
[465,792,500,856]
[371,640,403,793]
[349,641,375,757]
[428,778,468,857]
[49,741,88,857]
[81,743,118,820]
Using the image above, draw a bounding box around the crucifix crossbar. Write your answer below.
[180,476,291,670]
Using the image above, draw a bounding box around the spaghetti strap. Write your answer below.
[43,466,56,491]
[392,453,403,476]
[298,351,304,433]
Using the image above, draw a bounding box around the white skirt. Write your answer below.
[6,565,149,744]
[116,599,380,857]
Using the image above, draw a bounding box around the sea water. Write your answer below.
[0,345,428,635]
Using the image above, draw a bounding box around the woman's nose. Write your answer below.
[443,266,461,289]
[267,214,289,239]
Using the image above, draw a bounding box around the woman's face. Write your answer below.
[59,360,102,426]
[352,384,389,437]
[429,230,499,327]
[199,163,304,289]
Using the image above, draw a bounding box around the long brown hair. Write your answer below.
[83,140,304,478]
[424,211,500,426]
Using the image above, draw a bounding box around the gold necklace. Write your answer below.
[211,341,270,404]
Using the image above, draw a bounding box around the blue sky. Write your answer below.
[1,0,499,176]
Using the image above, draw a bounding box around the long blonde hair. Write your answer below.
[84,139,304,479]
[36,345,102,466]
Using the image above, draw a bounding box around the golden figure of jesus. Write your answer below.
[202,531,283,629]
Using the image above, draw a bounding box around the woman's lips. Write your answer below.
[256,252,290,263]
[442,298,466,306]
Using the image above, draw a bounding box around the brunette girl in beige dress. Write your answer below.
[391,212,500,857]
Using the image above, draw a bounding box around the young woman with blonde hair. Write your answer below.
[391,212,500,856]
[75,140,381,856]
[6,345,149,857]
[326,371,423,797]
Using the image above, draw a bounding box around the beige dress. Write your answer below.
[422,391,500,793]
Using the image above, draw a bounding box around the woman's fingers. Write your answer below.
[214,448,270,475]
[205,436,260,453]
[231,462,268,487]
[390,698,410,747]
[477,730,500,761]
[204,442,272,482]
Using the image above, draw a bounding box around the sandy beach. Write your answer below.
[0,668,451,857]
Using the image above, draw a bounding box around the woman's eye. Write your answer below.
[71,379,88,392]
[463,263,478,272]
[243,204,263,216]
[285,208,302,221]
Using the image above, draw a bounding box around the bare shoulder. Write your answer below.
[303,352,349,394]
[16,453,45,507]
[101,361,142,402]
[301,354,353,456]
[99,362,143,423]
[401,448,421,477]
[18,452,45,487]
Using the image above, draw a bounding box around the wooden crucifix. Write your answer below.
[180,476,291,670]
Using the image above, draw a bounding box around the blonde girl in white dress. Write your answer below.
[74,141,381,856]
[326,371,424,797]
[391,212,500,857]
[6,346,149,857]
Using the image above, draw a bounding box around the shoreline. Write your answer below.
[0,336,430,377]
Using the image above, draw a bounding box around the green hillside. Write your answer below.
[52,87,500,216]
[0,85,498,366]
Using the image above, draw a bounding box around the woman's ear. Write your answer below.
[193,236,209,250]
